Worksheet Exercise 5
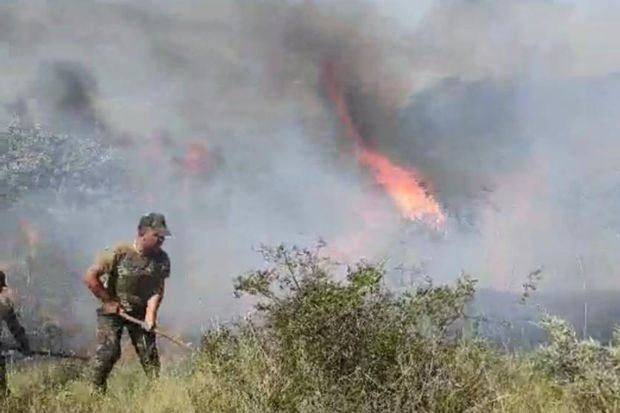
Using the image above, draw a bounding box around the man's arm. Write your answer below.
[144,253,170,330]
[144,280,165,330]
[83,255,121,313]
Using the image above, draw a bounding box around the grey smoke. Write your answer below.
[33,60,101,133]
[1,0,620,350]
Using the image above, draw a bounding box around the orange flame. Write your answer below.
[358,148,444,224]
[323,61,445,226]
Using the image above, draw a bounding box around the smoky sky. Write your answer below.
[2,0,620,346]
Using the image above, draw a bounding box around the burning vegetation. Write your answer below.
[3,0,620,412]
[323,60,445,227]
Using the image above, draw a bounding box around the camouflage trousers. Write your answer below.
[89,310,160,390]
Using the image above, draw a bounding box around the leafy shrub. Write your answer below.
[194,243,499,412]
[535,315,620,411]
[5,244,620,412]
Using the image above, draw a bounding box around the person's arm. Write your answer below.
[144,255,170,330]
[83,252,122,314]
[144,280,165,331]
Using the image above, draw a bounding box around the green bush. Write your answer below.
[194,243,497,412]
[535,315,620,411]
[4,243,620,412]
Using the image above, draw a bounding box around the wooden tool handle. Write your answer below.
[118,312,192,350]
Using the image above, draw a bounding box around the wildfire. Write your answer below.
[323,61,445,226]
[358,148,444,223]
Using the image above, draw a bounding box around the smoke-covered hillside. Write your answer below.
[2,0,620,348]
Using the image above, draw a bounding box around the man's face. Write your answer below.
[140,227,165,252]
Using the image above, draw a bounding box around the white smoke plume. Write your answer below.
[2,0,620,349]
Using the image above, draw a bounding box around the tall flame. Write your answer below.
[323,61,445,226]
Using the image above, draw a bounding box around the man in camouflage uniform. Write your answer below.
[83,213,171,391]
[0,270,31,396]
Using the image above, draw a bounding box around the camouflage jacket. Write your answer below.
[98,243,170,314]
[0,290,29,352]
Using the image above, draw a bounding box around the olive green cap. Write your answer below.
[138,212,171,236]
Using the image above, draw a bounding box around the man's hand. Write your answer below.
[102,300,123,314]
[144,314,156,332]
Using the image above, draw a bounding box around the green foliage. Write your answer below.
[4,244,620,412]
[535,315,620,411]
[226,243,493,411]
